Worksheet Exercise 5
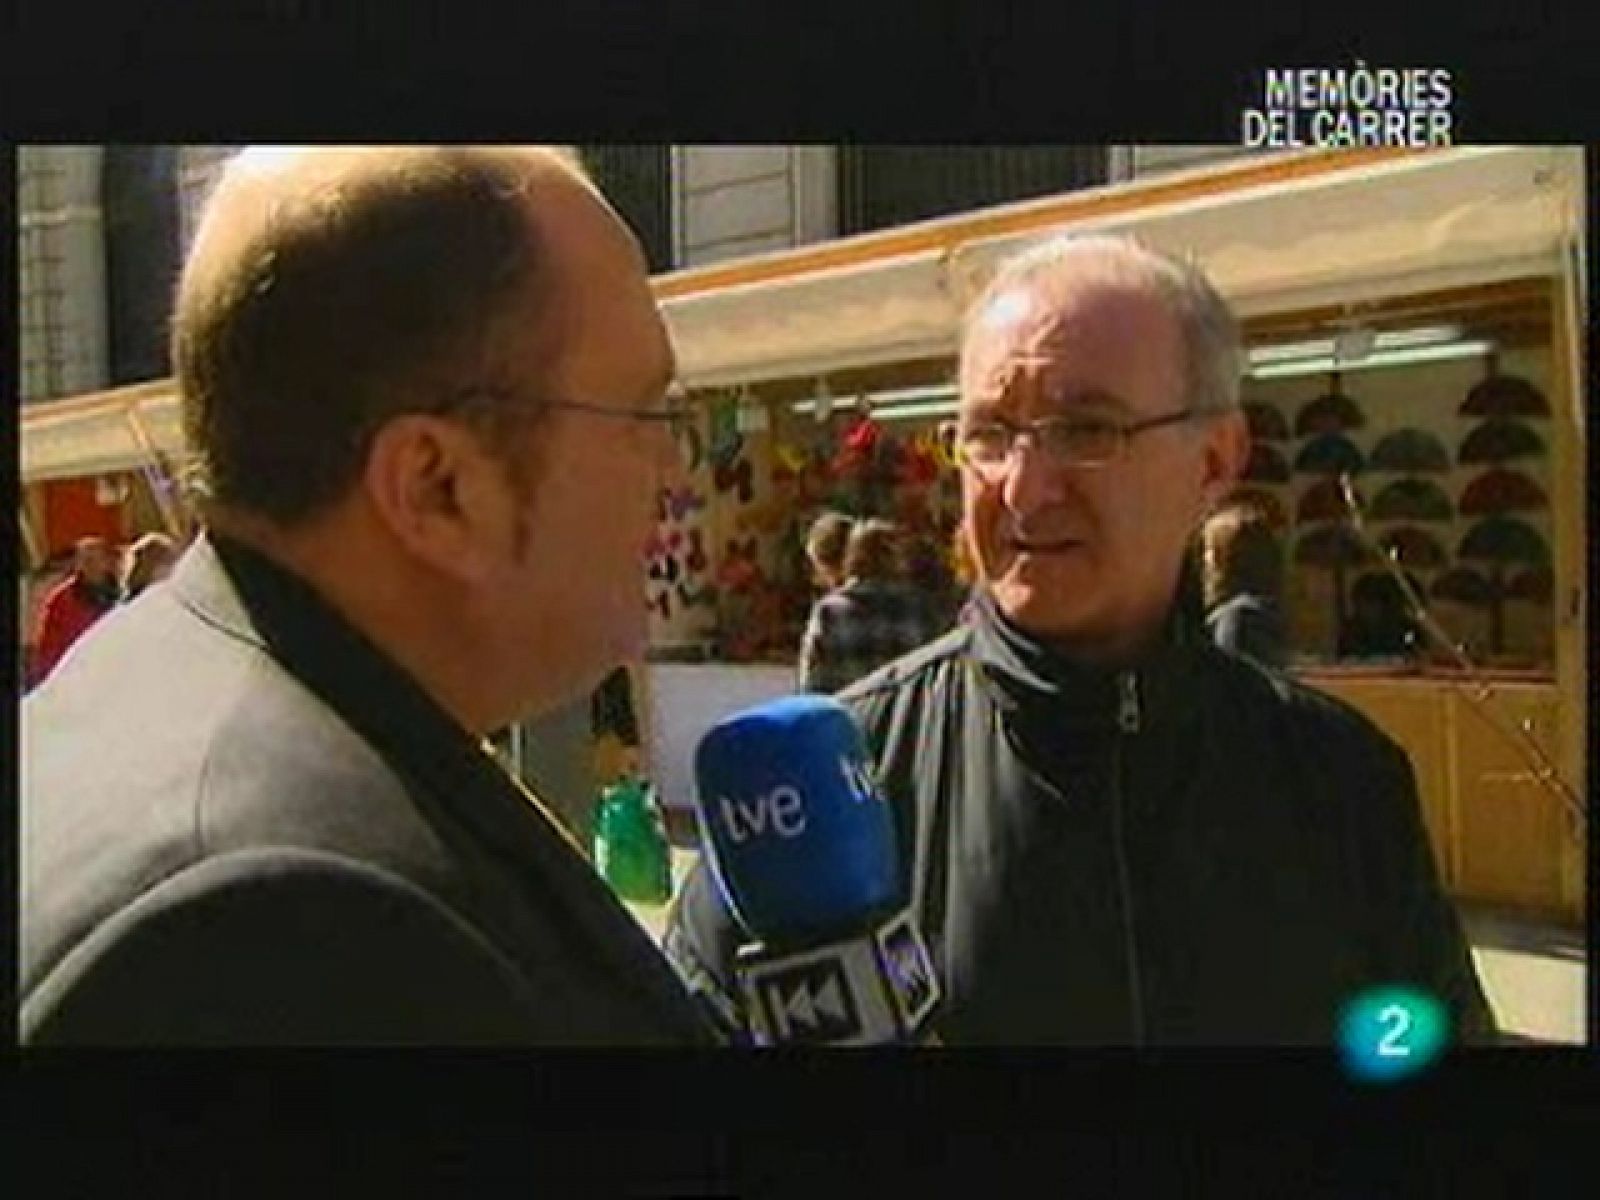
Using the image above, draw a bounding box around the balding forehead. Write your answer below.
[199,146,582,243]
[965,267,1173,361]
[227,144,579,187]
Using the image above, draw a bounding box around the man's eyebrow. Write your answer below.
[1038,386,1134,416]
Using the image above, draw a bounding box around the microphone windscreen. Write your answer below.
[692,695,900,940]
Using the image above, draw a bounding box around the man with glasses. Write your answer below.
[20,147,712,1045]
[667,233,1494,1045]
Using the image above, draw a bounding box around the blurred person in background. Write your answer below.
[31,536,119,684]
[803,509,853,593]
[797,517,942,694]
[120,532,179,603]
[1199,502,1288,669]
[904,528,963,633]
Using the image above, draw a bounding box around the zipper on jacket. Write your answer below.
[1117,671,1141,733]
[1110,670,1148,1045]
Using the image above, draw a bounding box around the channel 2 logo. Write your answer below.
[877,915,939,1029]
[1338,986,1449,1083]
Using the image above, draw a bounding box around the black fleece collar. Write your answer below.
[967,569,1207,744]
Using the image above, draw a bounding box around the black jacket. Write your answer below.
[21,535,714,1046]
[666,590,1495,1046]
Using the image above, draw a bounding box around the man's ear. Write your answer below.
[1198,410,1250,514]
[361,415,512,584]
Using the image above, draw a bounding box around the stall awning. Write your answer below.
[20,379,185,484]
[661,146,1582,388]
[20,146,1583,483]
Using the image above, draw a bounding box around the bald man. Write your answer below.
[31,536,118,684]
[20,147,714,1045]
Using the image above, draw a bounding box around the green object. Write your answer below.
[592,776,672,905]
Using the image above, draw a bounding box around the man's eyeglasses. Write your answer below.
[446,382,694,443]
[941,408,1197,474]
[541,383,694,442]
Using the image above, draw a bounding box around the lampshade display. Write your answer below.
[1294,389,1365,437]
[1293,433,1365,477]
[1432,567,1493,608]
[1369,429,1452,474]
[1243,443,1291,483]
[1294,525,1370,568]
[1369,478,1454,523]
[1460,372,1549,418]
[1378,526,1448,570]
[1459,469,1548,516]
[1459,418,1545,465]
[1223,487,1288,530]
[1296,479,1359,523]
[1458,516,1550,568]
[1242,402,1290,442]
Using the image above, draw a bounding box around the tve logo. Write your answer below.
[839,754,878,804]
[718,785,807,844]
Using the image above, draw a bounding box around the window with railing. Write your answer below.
[580,145,674,273]
[837,146,1109,236]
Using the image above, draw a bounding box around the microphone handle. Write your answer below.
[734,909,941,1046]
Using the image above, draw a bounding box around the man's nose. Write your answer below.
[999,435,1065,517]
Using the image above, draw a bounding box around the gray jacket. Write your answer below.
[20,535,711,1045]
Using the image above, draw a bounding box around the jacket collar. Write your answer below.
[967,569,1206,741]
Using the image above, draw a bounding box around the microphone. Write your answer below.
[692,695,940,1046]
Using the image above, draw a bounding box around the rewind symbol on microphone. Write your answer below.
[755,959,864,1043]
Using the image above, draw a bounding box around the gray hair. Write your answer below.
[962,232,1244,416]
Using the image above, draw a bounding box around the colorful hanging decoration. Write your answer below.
[657,484,707,523]
[771,441,809,480]
[1242,443,1291,483]
[714,536,789,662]
[676,580,716,609]
[1378,526,1448,570]
[1458,469,1548,516]
[1296,479,1360,524]
[895,434,943,487]
[1460,372,1548,418]
[1293,432,1366,477]
[708,392,745,471]
[713,456,755,503]
[1369,478,1454,523]
[733,496,792,536]
[685,528,708,575]
[1242,402,1289,443]
[678,414,706,472]
[1459,418,1545,465]
[1369,429,1452,474]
